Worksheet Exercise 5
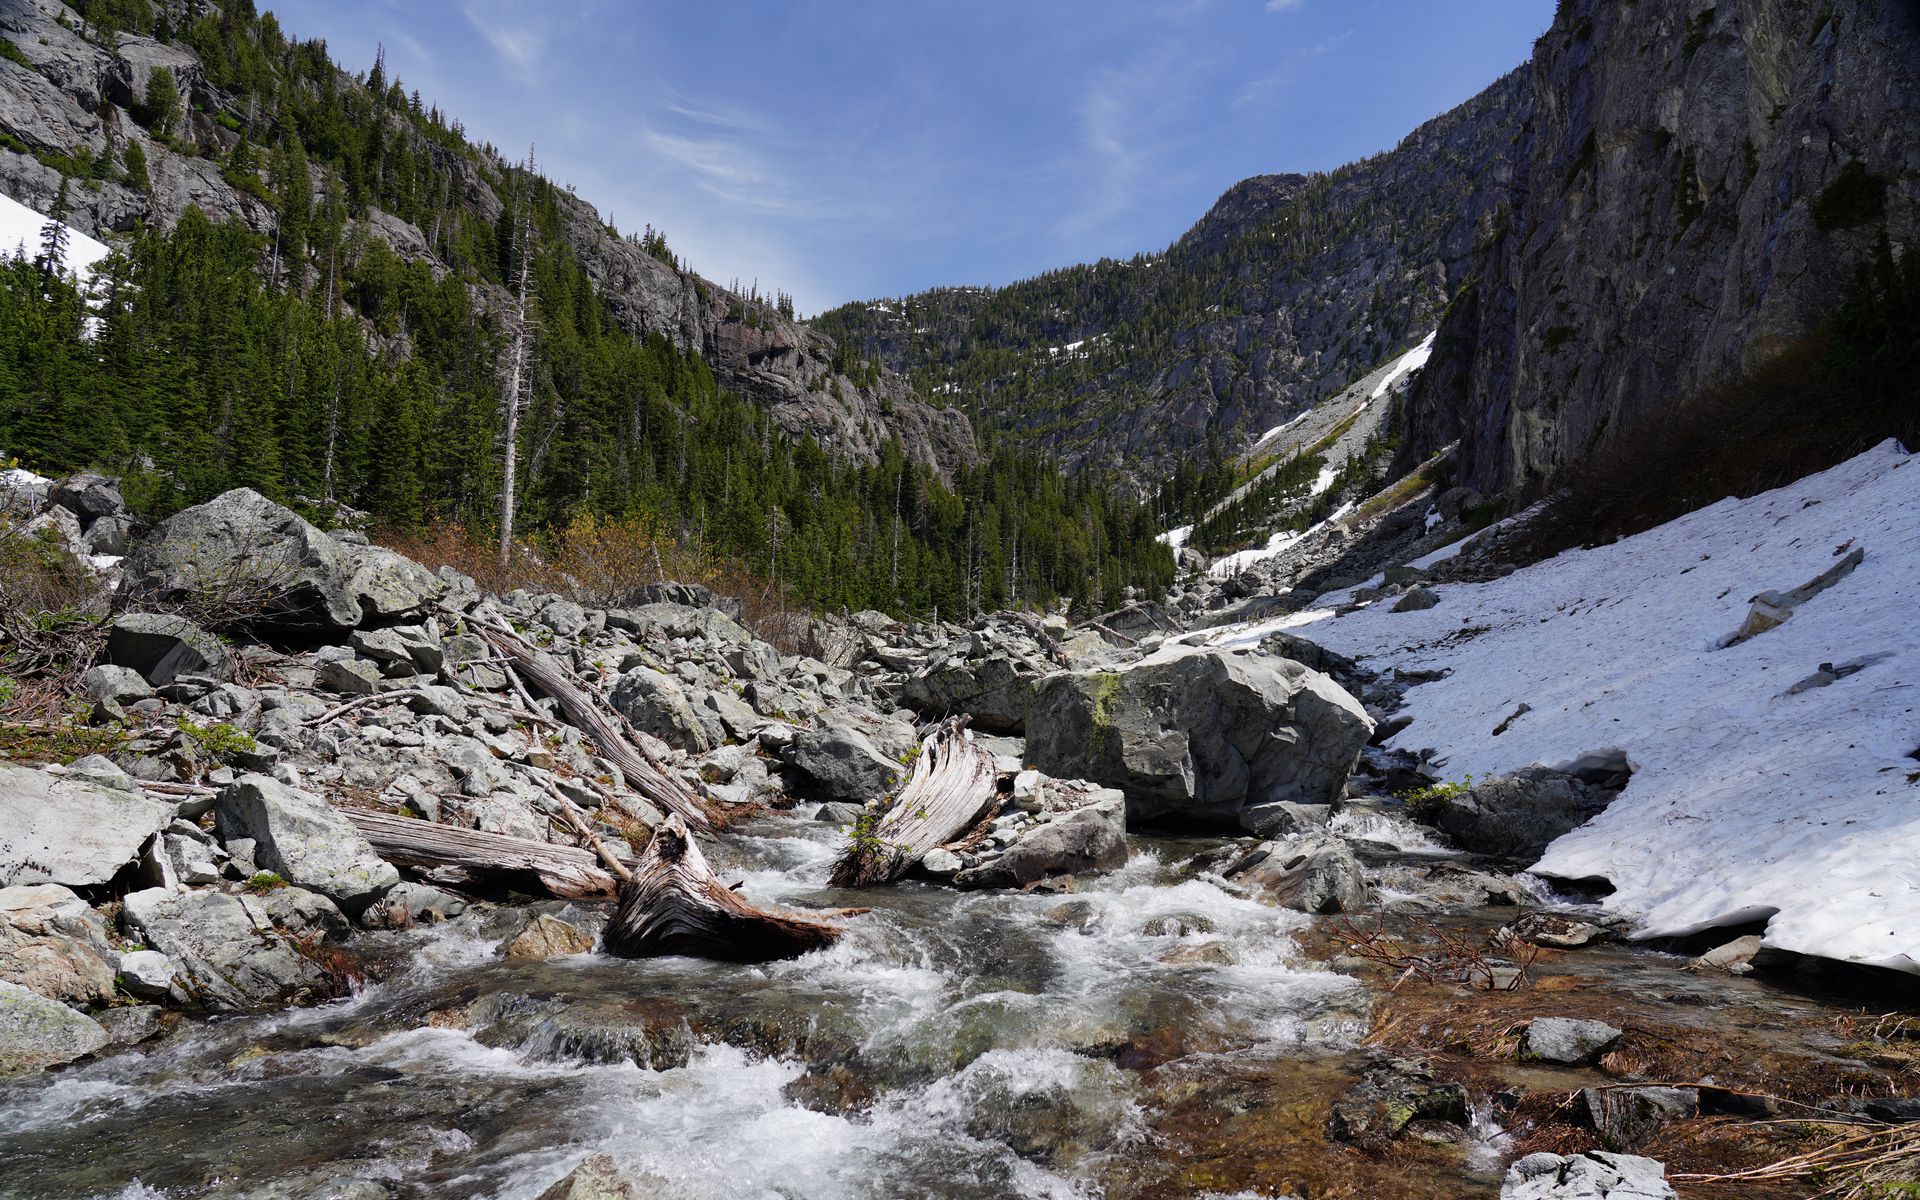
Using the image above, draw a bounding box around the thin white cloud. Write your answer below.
[1233,28,1351,108]
[1265,0,1306,11]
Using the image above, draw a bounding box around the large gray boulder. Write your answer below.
[49,472,125,525]
[610,666,717,753]
[124,488,363,628]
[119,887,330,1011]
[0,884,116,1007]
[0,765,174,889]
[0,980,108,1076]
[898,653,1039,733]
[1501,1151,1676,1199]
[1522,1017,1624,1066]
[341,543,444,621]
[780,719,904,804]
[215,775,398,914]
[1026,646,1373,830]
[1419,766,1618,860]
[1225,832,1371,914]
[103,611,234,685]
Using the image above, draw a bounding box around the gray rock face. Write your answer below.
[125,488,364,629]
[1026,646,1373,830]
[0,884,116,1007]
[1580,1086,1698,1153]
[0,765,175,889]
[215,775,398,914]
[781,720,905,805]
[104,612,234,686]
[1422,766,1616,860]
[119,887,330,1012]
[1225,832,1371,914]
[898,651,1042,734]
[0,980,108,1076]
[1522,1017,1624,1066]
[1501,1151,1677,1200]
[1407,0,1920,496]
[953,782,1129,890]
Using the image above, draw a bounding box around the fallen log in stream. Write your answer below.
[343,808,629,899]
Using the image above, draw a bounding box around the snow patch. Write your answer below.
[0,192,110,281]
[1207,502,1354,578]
[1368,331,1436,401]
[1203,441,1920,971]
[1156,524,1193,553]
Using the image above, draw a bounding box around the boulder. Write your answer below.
[341,543,443,621]
[1026,646,1372,830]
[0,765,174,888]
[116,949,175,999]
[1521,1017,1623,1065]
[501,913,595,960]
[1579,1086,1698,1152]
[780,719,904,804]
[610,666,716,753]
[81,663,154,718]
[81,514,132,557]
[0,884,116,1006]
[897,653,1039,733]
[1393,586,1440,612]
[1421,766,1617,860]
[953,782,1129,889]
[537,1153,682,1200]
[214,775,398,914]
[0,980,109,1075]
[49,472,125,524]
[103,611,233,685]
[124,488,364,628]
[119,887,330,1012]
[1501,1151,1677,1199]
[1226,832,1371,914]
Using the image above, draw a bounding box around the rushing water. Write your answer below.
[0,818,1372,1200]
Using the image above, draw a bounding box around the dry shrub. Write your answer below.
[378,514,808,653]
[0,515,113,715]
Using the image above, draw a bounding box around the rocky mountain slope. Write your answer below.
[1395,0,1920,493]
[0,0,972,475]
[814,70,1529,486]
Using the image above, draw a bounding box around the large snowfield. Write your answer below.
[1203,440,1920,971]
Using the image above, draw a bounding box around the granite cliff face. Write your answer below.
[1404,0,1920,494]
[816,71,1529,486]
[0,0,974,478]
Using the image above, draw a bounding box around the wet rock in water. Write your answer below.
[919,847,964,877]
[0,765,175,889]
[1042,899,1104,933]
[0,980,109,1075]
[813,800,867,825]
[93,1003,176,1047]
[954,781,1128,890]
[1501,1150,1677,1199]
[537,1153,681,1200]
[124,488,366,629]
[953,1052,1138,1165]
[501,913,596,960]
[522,1004,696,1071]
[0,883,116,1006]
[1240,800,1332,839]
[215,775,399,915]
[1419,766,1618,860]
[119,888,331,1012]
[1140,911,1217,937]
[1025,646,1372,830]
[1158,939,1237,966]
[377,882,468,926]
[1521,1017,1623,1065]
[1511,912,1605,948]
[1226,833,1371,914]
[1579,1086,1698,1152]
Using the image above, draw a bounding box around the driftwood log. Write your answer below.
[828,717,1002,887]
[343,809,629,899]
[603,815,863,962]
[463,615,713,831]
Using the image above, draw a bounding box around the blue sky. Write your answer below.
[267,1,1553,315]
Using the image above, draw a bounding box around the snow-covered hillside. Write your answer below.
[0,192,110,281]
[1202,441,1920,971]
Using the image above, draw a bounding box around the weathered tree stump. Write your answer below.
[828,717,1003,887]
[603,815,863,962]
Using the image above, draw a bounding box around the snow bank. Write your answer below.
[1204,441,1920,971]
[1369,331,1435,400]
[0,192,110,281]
[1207,502,1354,578]
[1156,524,1193,553]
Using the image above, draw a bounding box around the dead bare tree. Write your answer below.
[828,717,1002,887]
[498,146,537,566]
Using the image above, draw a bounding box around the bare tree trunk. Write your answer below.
[604,816,863,962]
[499,148,536,566]
[343,809,625,899]
[465,615,715,831]
[829,717,1003,888]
